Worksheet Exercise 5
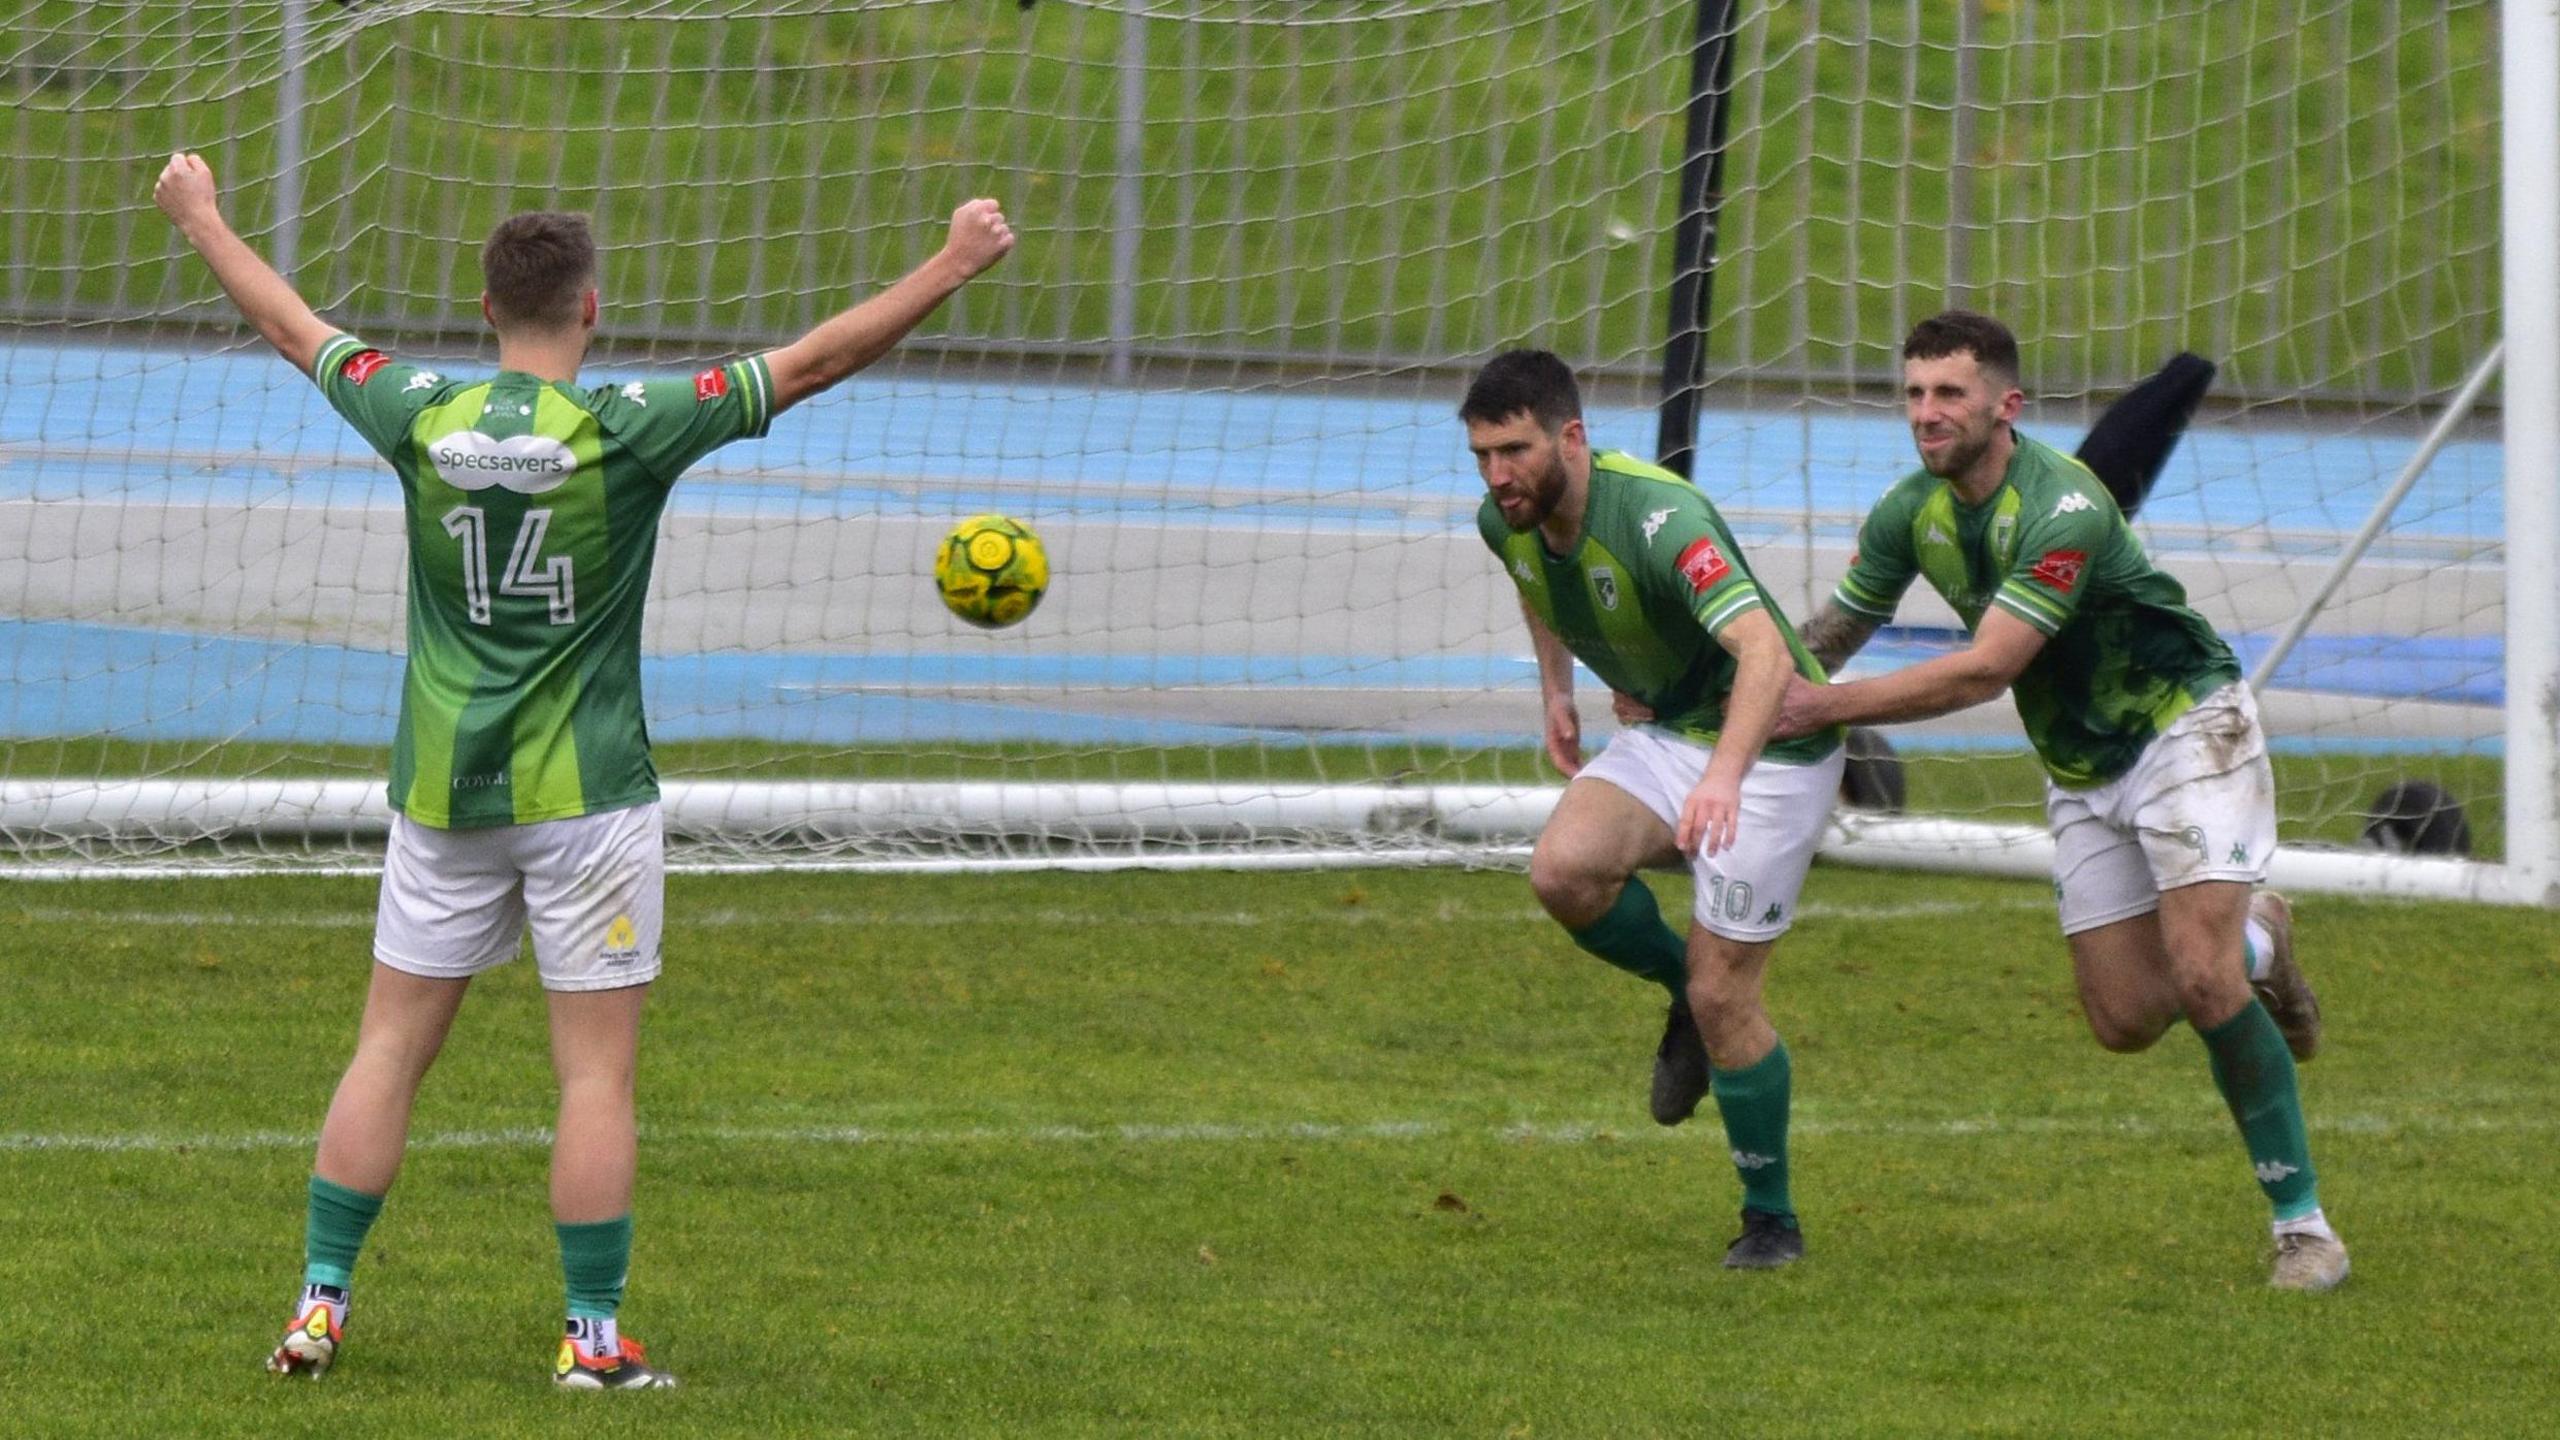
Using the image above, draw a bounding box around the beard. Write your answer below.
[1495,452,1570,531]
[1918,420,1999,479]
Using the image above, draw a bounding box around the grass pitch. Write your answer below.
[4,864,2555,1436]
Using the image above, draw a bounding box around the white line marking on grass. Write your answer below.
[4,895,2047,932]
[4,1108,2546,1156]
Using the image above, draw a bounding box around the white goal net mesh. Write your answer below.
[0,0,2508,878]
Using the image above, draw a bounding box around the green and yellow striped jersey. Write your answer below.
[312,333,775,827]
[1478,449,1840,765]
[1832,431,2239,788]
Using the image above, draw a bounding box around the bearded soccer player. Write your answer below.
[1467,350,1844,1269]
[1774,310,2345,1291]
[154,152,1015,1384]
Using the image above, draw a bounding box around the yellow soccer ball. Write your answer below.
[933,514,1049,629]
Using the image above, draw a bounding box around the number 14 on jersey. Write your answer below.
[441,504,576,626]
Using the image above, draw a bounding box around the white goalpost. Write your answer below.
[0,0,2550,904]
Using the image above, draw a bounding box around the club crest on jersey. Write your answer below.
[2029,548,2087,593]
[1676,537,1730,593]
[427,430,578,495]
[341,349,391,386]
[1590,568,1620,611]
[693,366,730,402]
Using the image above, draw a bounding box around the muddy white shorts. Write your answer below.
[2047,684,2276,936]
[374,801,664,992]
[1577,725,1845,942]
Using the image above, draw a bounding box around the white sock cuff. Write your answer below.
[2272,1209,2335,1241]
[2242,917,2276,981]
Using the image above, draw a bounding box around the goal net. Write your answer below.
[0,0,2534,895]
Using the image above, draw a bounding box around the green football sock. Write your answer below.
[1710,1041,1795,1219]
[558,1215,634,1320]
[2198,1000,2320,1220]
[302,1175,385,1290]
[1563,880,1688,997]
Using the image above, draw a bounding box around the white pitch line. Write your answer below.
[3,1108,2545,1156]
[1,895,2048,932]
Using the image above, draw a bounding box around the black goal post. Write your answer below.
[1655,0,1743,480]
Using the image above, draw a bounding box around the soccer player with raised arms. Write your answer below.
[153,152,1014,1384]
[1773,310,2345,1291]
[1466,350,1845,1269]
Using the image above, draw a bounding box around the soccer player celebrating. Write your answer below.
[1773,310,2345,1291]
[153,152,1015,1383]
[1466,350,1844,1269]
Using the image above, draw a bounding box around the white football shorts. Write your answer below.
[1576,725,1845,942]
[2047,683,2277,936]
[374,801,665,992]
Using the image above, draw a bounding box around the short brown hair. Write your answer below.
[1902,310,2021,390]
[1459,349,1583,432]
[481,211,596,332]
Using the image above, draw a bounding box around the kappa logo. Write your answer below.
[1675,537,1730,594]
[2052,492,2097,516]
[1591,568,1620,611]
[1731,1150,1777,1172]
[2029,548,2088,592]
[2253,1159,2300,1184]
[1760,903,1782,925]
[1642,506,1675,544]
[693,366,730,402]
[403,370,441,394]
[341,349,391,386]
[1923,524,1955,550]
[621,381,649,407]
[1511,556,1539,587]
[2228,843,2250,864]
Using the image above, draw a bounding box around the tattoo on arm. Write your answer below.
[1801,600,1881,674]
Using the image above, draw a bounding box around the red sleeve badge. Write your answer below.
[693,366,730,403]
[341,350,390,386]
[1676,537,1731,594]
[2029,549,2087,593]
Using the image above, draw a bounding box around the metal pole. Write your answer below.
[274,0,308,280]
[1654,0,1740,478]
[2245,343,2502,693]
[2502,0,2560,906]
[1108,5,1145,386]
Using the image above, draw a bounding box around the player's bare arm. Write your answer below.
[152,152,337,378]
[1521,600,1583,776]
[1797,598,1883,675]
[762,198,1016,415]
[1677,607,1790,857]
[1774,606,2046,738]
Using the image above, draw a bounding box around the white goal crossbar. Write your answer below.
[0,780,2520,903]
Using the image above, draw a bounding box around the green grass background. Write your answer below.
[3,0,2499,392]
[4,864,2555,1435]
